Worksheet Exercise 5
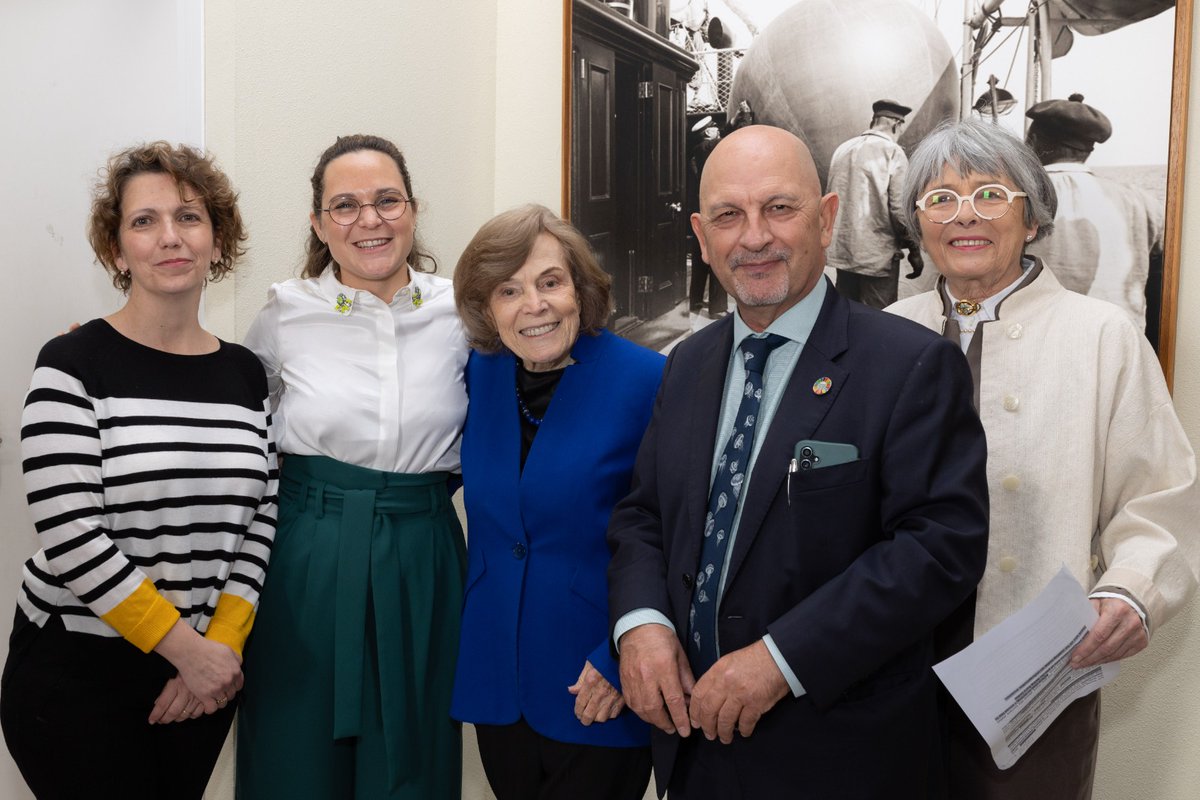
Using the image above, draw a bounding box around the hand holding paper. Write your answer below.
[1069,597,1149,668]
[933,567,1120,770]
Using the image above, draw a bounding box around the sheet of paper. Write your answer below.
[933,566,1119,769]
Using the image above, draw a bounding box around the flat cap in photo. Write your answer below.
[872,99,912,121]
[1026,93,1113,148]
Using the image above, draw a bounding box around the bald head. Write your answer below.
[690,124,839,331]
[699,125,822,212]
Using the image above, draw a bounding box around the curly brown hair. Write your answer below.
[87,142,247,294]
[302,134,436,279]
[453,204,612,353]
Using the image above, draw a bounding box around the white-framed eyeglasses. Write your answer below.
[319,192,413,226]
[915,184,1027,224]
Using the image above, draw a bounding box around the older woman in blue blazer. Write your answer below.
[451,205,662,800]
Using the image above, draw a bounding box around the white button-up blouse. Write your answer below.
[244,267,469,474]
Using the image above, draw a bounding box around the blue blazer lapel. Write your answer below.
[518,332,603,491]
[466,350,525,529]
[725,286,851,589]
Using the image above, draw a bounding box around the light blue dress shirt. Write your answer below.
[615,279,827,697]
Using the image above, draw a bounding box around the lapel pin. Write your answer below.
[411,285,423,308]
[812,377,832,396]
[334,292,353,315]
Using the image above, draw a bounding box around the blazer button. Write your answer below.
[1001,474,1021,491]
[682,573,694,590]
[1007,323,1023,339]
[998,556,1018,573]
[512,543,527,559]
[1002,394,1020,412]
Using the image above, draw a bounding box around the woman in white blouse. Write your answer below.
[236,134,469,800]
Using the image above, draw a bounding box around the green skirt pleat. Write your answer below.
[237,455,466,799]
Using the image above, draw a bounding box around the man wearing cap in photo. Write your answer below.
[826,98,924,309]
[1026,93,1164,330]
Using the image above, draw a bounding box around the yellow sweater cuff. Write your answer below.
[205,594,257,657]
[100,579,181,653]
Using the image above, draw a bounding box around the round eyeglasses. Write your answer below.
[915,184,1027,224]
[319,192,413,226]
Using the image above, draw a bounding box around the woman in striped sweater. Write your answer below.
[0,142,278,799]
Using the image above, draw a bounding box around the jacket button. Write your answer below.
[682,573,694,589]
[1001,474,1021,491]
[512,543,527,559]
[1007,323,1023,339]
[998,556,1018,573]
[1090,554,1100,571]
[1003,394,1020,412]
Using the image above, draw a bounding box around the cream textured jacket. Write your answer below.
[888,262,1199,638]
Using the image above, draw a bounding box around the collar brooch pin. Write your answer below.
[954,299,982,316]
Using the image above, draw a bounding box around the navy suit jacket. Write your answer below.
[451,329,663,747]
[607,283,989,796]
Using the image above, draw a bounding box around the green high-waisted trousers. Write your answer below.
[237,455,466,799]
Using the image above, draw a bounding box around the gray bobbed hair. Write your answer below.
[900,118,1057,245]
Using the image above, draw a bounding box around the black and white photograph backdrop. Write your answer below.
[567,0,1191,383]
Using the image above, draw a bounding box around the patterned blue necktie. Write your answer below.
[689,333,788,675]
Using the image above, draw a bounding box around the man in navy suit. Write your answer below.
[607,125,990,799]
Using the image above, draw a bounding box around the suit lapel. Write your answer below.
[725,288,851,589]
[471,351,525,529]
[682,320,734,562]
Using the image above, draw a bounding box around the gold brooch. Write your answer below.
[954,300,982,316]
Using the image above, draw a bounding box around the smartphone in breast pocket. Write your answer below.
[791,440,859,471]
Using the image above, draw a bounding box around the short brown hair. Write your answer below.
[454,204,612,353]
[87,142,247,294]
[303,134,436,278]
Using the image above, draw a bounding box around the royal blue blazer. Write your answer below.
[451,329,663,747]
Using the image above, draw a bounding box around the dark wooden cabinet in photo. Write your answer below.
[571,0,696,332]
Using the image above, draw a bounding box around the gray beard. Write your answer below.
[731,274,789,307]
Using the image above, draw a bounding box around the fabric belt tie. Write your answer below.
[285,456,450,791]
[332,486,375,743]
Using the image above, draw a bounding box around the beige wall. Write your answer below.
[202,2,1200,798]
[203,0,568,345]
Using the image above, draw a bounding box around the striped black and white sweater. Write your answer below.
[17,319,278,656]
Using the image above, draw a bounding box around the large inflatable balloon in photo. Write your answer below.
[727,0,959,189]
